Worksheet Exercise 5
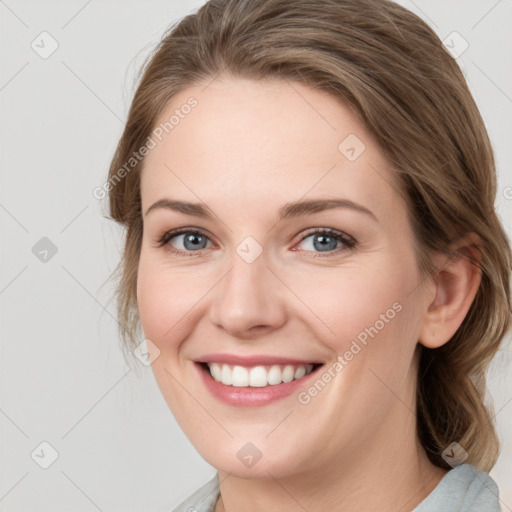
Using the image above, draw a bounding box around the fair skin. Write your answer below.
[136,76,481,511]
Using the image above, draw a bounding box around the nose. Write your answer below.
[208,250,287,339]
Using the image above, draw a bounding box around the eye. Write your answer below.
[157,228,213,256]
[294,228,356,256]
[156,227,356,257]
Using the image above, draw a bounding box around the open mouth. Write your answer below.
[199,362,324,388]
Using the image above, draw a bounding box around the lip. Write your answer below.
[195,353,324,367]
[195,360,323,407]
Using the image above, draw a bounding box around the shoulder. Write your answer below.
[169,474,220,512]
[413,464,500,512]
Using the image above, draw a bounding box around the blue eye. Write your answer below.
[295,228,356,255]
[157,227,356,257]
[159,229,212,254]
[299,232,341,252]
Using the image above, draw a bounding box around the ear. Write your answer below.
[418,233,483,349]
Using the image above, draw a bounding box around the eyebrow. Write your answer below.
[144,197,378,222]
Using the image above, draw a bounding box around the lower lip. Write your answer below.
[196,363,322,407]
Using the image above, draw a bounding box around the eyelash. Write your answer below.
[156,227,357,258]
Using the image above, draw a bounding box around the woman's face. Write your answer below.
[137,77,434,479]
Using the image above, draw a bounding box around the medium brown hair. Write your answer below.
[107,0,511,472]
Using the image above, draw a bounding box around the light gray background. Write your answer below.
[1,1,511,511]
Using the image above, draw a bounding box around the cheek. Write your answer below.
[136,252,200,350]
[137,260,169,340]
[292,256,421,361]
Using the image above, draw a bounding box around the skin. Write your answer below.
[136,76,481,511]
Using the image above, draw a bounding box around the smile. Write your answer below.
[206,362,316,387]
[195,355,324,407]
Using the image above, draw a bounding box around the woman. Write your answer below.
[106,0,511,510]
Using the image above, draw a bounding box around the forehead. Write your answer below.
[140,77,401,219]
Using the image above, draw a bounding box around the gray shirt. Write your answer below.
[171,464,500,511]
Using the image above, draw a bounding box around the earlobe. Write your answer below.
[419,234,483,349]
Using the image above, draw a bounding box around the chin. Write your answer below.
[194,435,310,480]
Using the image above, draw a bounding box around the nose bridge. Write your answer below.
[208,244,286,336]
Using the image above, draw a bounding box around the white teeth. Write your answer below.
[206,362,316,387]
[232,365,249,387]
[221,364,232,385]
[294,366,306,379]
[249,366,268,387]
[210,363,222,381]
[282,365,295,383]
[267,365,282,385]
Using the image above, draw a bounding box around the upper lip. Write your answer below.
[195,354,324,367]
